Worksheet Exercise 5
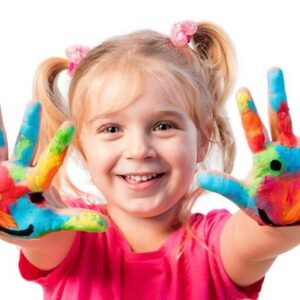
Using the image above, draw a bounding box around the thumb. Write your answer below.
[43,187,109,233]
[57,207,109,233]
[197,170,251,210]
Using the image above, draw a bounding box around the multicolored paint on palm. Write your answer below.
[0,102,107,238]
[198,68,300,226]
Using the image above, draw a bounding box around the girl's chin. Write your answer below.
[113,200,180,220]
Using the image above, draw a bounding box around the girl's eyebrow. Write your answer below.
[153,110,187,121]
[88,110,187,125]
[88,112,117,125]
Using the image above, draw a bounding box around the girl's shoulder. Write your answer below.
[187,209,233,246]
[190,209,232,231]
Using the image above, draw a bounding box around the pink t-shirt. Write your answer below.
[19,200,263,300]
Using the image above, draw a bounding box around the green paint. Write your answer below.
[246,145,282,197]
[10,165,27,182]
[15,136,33,160]
[61,212,108,232]
[50,126,75,155]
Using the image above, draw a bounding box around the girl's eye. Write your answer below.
[98,124,121,134]
[105,126,120,133]
[154,121,176,131]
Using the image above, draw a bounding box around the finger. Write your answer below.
[0,106,8,162]
[268,68,297,146]
[197,170,257,212]
[8,195,108,238]
[59,207,108,233]
[35,189,109,233]
[0,210,18,228]
[27,122,75,192]
[12,102,41,166]
[236,88,269,153]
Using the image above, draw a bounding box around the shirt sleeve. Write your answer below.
[18,231,82,290]
[18,199,104,289]
[203,209,264,299]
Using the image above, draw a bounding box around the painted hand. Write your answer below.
[197,68,300,226]
[0,102,107,238]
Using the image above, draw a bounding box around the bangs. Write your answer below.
[84,63,146,118]
[150,67,201,126]
[71,57,202,132]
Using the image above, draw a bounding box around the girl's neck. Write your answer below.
[106,204,181,253]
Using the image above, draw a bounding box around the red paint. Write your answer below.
[0,166,29,213]
[277,102,297,146]
[257,172,300,224]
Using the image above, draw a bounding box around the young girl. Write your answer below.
[2,20,300,300]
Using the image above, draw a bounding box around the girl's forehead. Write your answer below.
[85,69,144,114]
[84,69,192,119]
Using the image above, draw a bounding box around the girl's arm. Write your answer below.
[21,231,76,270]
[1,230,76,271]
[0,102,107,271]
[221,211,300,287]
[198,68,300,287]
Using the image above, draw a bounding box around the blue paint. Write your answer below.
[248,98,257,113]
[0,129,5,147]
[275,145,300,173]
[15,102,41,166]
[197,173,257,211]
[268,68,287,112]
[9,195,70,238]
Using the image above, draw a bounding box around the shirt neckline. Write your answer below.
[108,215,186,261]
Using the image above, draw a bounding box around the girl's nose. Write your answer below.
[124,131,156,161]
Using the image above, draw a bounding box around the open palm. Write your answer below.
[198,68,300,226]
[0,102,107,238]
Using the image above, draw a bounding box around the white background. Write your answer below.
[0,0,299,299]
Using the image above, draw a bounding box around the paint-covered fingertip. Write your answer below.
[267,67,285,94]
[268,67,283,76]
[196,172,222,192]
[49,126,75,155]
[236,87,251,101]
[57,125,75,145]
[61,212,109,233]
[26,101,42,115]
[236,88,256,113]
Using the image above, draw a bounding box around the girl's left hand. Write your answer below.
[197,68,300,226]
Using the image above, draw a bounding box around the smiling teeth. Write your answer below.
[126,174,158,182]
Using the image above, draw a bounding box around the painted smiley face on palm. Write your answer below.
[198,68,300,226]
[0,102,107,238]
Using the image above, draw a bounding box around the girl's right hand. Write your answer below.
[0,102,108,241]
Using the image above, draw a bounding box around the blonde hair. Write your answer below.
[33,21,236,229]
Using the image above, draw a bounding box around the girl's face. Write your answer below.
[81,77,201,220]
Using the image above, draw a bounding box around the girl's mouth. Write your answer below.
[118,173,166,191]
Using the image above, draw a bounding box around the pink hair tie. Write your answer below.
[170,20,197,47]
[65,45,90,76]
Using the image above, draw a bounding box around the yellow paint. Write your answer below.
[62,212,108,232]
[27,148,66,191]
[236,90,251,112]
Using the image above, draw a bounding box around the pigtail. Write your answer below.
[31,57,73,193]
[32,57,69,157]
[192,22,236,173]
[32,57,100,202]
